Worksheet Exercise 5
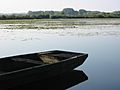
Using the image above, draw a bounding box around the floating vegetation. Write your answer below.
[0,19,120,41]
[0,19,120,30]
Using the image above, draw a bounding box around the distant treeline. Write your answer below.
[0,8,120,19]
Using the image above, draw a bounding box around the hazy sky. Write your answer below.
[0,0,120,13]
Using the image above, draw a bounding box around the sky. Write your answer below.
[0,0,120,13]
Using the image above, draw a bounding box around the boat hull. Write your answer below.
[0,50,88,89]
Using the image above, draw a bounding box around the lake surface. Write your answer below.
[0,19,120,90]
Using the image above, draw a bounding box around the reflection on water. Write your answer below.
[8,70,88,90]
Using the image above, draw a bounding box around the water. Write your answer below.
[0,19,120,90]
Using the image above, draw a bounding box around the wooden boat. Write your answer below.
[0,50,88,89]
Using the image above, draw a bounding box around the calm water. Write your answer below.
[0,19,120,90]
